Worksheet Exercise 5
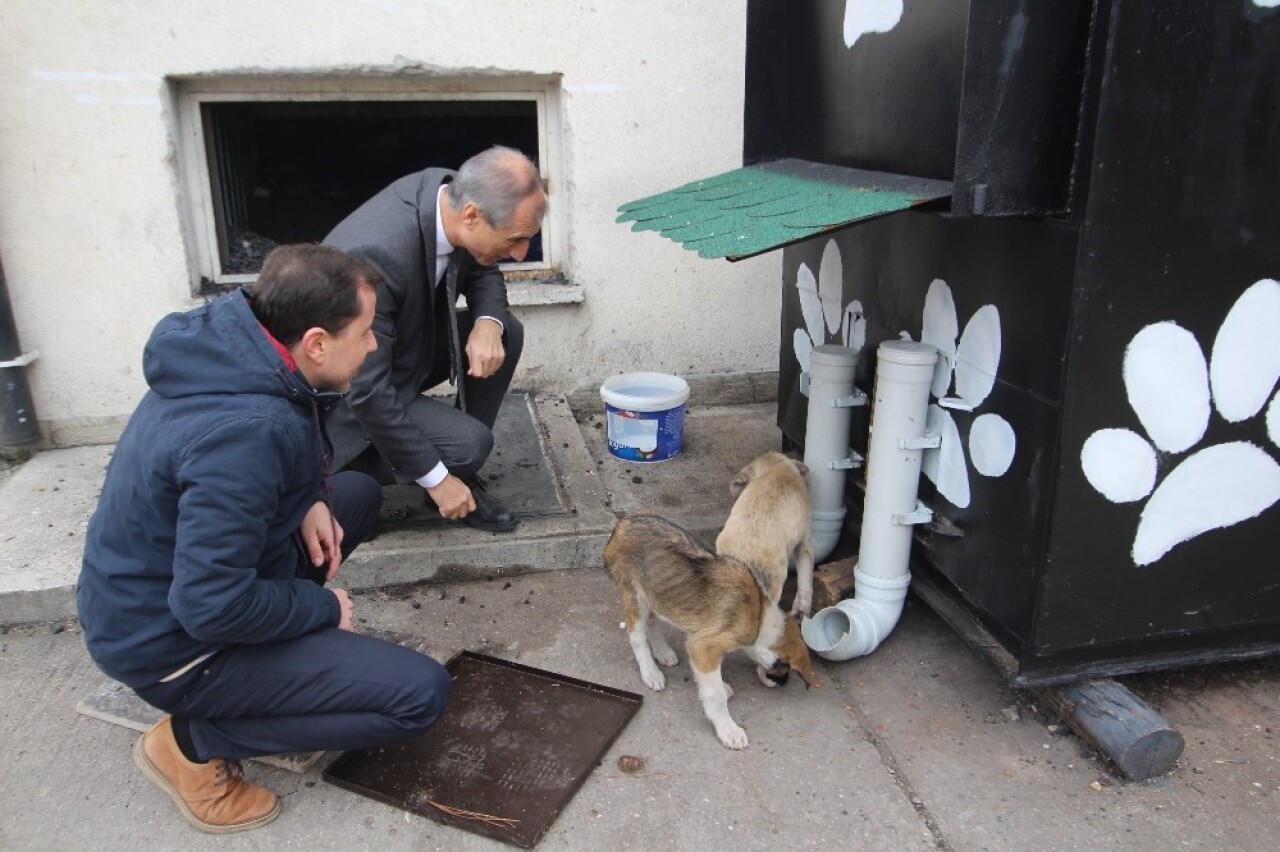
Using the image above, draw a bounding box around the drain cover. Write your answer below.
[324,651,642,847]
[378,392,567,529]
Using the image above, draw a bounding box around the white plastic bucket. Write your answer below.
[599,372,690,462]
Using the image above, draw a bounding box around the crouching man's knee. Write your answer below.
[396,655,453,735]
[503,314,524,366]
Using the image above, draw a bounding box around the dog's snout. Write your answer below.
[764,661,790,685]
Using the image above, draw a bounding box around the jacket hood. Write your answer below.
[143,289,325,403]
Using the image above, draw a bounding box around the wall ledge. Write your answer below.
[506,275,585,307]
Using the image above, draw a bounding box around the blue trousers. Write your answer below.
[135,471,451,761]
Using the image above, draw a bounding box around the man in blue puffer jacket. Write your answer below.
[77,244,451,834]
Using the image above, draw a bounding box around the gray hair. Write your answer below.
[446,146,546,228]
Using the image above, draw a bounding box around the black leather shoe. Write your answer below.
[463,478,520,532]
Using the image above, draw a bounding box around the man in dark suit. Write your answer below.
[324,146,546,532]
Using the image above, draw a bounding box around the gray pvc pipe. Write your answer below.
[803,340,938,661]
[803,345,861,563]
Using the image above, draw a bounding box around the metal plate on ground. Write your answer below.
[323,651,643,848]
[378,392,567,530]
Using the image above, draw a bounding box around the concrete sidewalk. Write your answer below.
[1,389,1277,850]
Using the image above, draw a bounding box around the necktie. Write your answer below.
[444,252,467,413]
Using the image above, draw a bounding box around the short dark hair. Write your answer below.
[250,244,381,345]
[446,145,547,227]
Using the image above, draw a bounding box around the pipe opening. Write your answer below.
[802,607,853,653]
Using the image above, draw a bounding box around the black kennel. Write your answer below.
[622,0,1280,687]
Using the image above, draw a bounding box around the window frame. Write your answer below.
[173,74,563,291]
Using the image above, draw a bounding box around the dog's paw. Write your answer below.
[640,668,666,692]
[716,722,749,750]
[723,681,735,700]
[652,646,678,667]
[789,598,811,618]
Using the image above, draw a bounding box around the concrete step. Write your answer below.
[0,386,782,626]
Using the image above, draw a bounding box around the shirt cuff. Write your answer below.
[416,462,449,489]
[476,315,504,333]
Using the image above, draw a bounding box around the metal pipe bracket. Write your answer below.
[892,501,935,526]
[898,431,941,451]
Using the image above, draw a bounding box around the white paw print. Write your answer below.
[793,239,866,391]
[1081,278,1280,566]
[843,0,904,49]
[918,279,1016,509]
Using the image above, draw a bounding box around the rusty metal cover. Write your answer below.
[323,651,642,848]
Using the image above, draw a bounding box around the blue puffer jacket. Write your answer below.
[77,289,342,688]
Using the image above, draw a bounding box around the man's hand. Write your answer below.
[332,588,355,631]
[426,474,476,520]
[465,318,506,379]
[300,501,344,581]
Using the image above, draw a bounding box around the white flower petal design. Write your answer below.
[1210,279,1280,423]
[1270,390,1279,449]
[1122,322,1210,454]
[954,304,1001,407]
[843,0,904,49]
[819,240,845,336]
[922,404,970,508]
[797,263,824,346]
[969,413,1016,477]
[1133,441,1280,566]
[1081,428,1157,503]
[921,279,958,399]
[843,300,867,353]
[793,328,813,376]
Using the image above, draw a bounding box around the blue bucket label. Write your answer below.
[605,403,685,462]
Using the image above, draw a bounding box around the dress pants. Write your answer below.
[133,471,451,761]
[347,310,524,484]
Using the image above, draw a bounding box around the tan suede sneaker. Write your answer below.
[132,716,281,833]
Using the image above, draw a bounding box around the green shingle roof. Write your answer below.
[616,159,952,261]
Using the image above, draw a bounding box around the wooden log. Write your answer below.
[910,569,1184,780]
[1036,679,1185,781]
[810,557,858,610]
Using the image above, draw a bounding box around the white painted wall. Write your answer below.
[0,1,780,444]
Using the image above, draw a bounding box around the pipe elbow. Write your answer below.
[810,507,845,565]
[800,569,911,661]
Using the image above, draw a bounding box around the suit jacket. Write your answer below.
[322,168,511,481]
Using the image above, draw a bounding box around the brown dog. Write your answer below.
[604,512,819,750]
[715,451,815,616]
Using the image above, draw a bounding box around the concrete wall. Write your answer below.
[0,1,780,445]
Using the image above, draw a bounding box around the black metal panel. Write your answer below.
[763,0,1280,682]
[951,0,1095,217]
[745,0,969,180]
[743,1,823,166]
[1037,0,1280,662]
[779,211,1079,645]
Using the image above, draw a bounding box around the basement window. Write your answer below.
[175,78,562,293]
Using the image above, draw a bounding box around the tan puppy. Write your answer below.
[604,512,819,750]
[715,451,815,617]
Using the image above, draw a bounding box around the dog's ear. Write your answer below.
[729,470,750,498]
[792,459,809,477]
